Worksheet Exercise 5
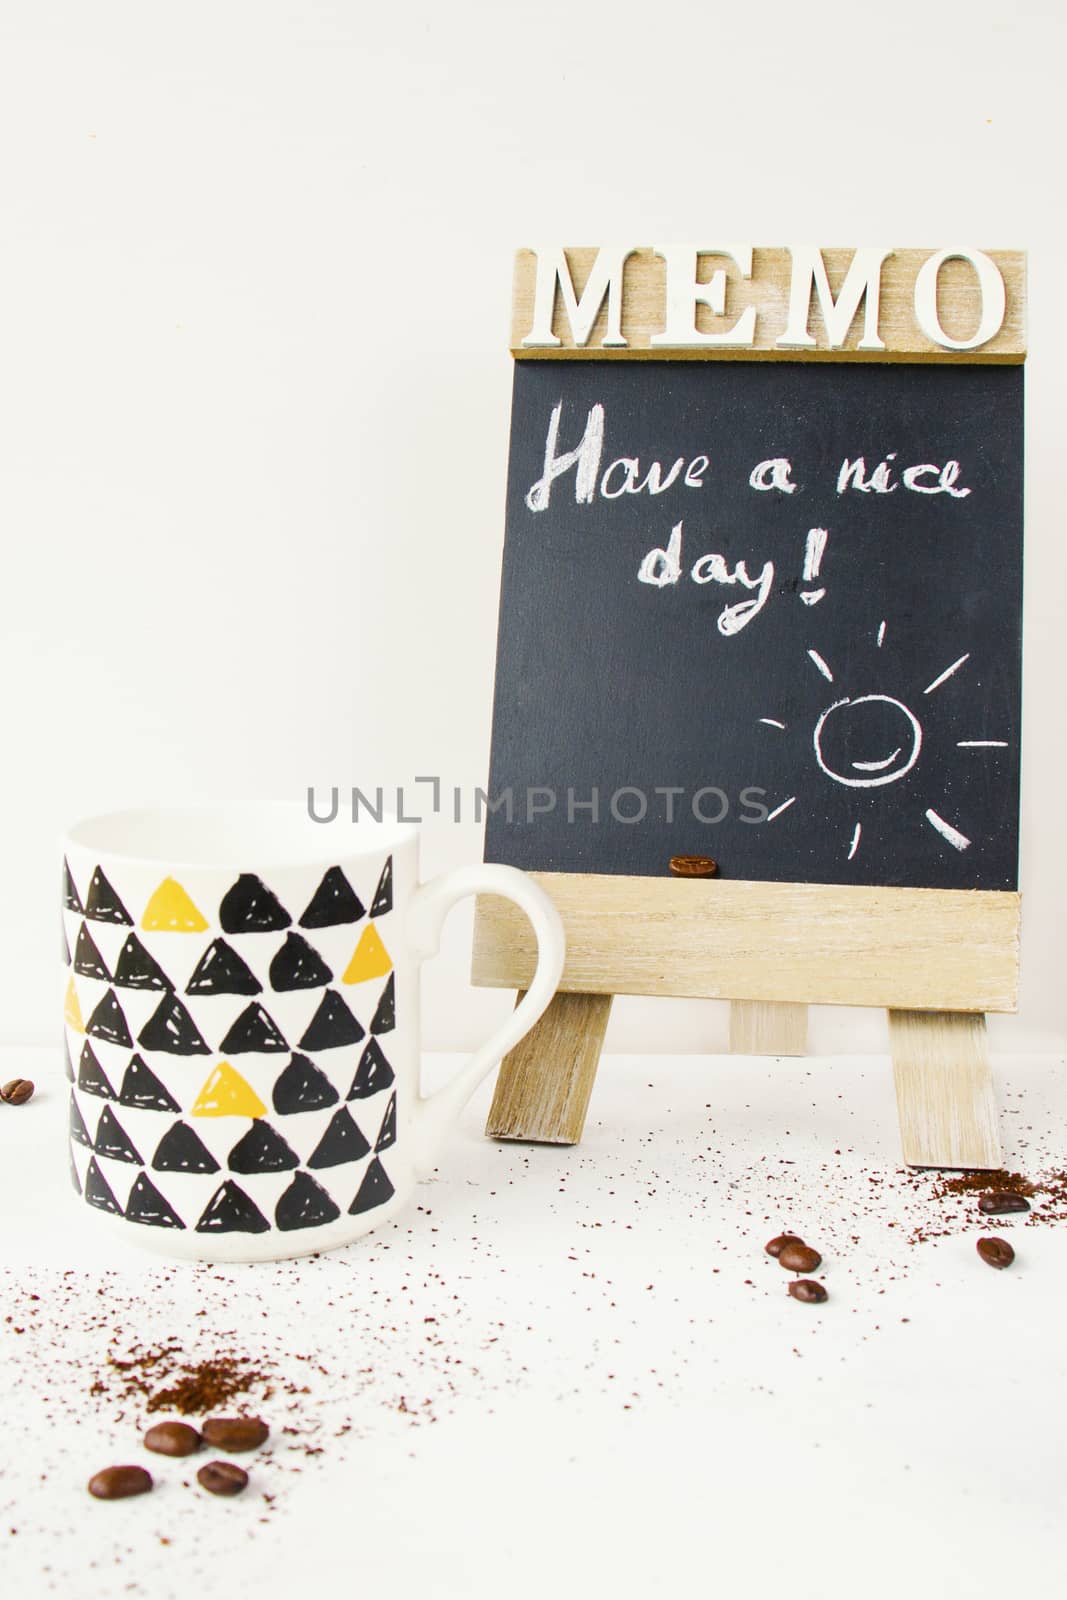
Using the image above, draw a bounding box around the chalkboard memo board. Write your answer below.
[472,246,1027,1170]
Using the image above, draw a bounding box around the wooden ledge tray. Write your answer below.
[472,874,1020,1014]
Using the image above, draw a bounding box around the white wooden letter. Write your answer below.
[650,245,757,348]
[913,248,1006,351]
[777,246,894,351]
[521,246,635,349]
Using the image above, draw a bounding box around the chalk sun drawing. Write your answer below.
[759,624,1007,862]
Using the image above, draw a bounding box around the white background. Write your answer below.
[0,0,1063,1054]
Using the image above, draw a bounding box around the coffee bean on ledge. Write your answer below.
[88,1465,153,1500]
[144,1421,201,1457]
[977,1236,1015,1270]
[978,1193,1030,1215]
[668,855,718,879]
[201,1416,269,1452]
[197,1460,249,1497]
[778,1241,822,1274]
[765,1234,805,1258]
[788,1279,828,1304]
[1,1078,35,1105]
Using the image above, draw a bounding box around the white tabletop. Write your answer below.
[2,1045,1065,1599]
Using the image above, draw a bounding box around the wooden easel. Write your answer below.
[473,244,1025,1170]
[473,875,1018,1167]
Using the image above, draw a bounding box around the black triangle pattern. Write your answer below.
[69,1093,92,1148]
[347,1038,394,1100]
[219,1002,288,1054]
[138,994,210,1056]
[62,923,72,967]
[299,866,366,929]
[275,1171,341,1232]
[152,1121,220,1175]
[69,1148,82,1194]
[63,1035,75,1082]
[374,1093,397,1152]
[299,989,365,1051]
[84,867,132,925]
[349,1157,395,1215]
[63,859,83,914]
[219,874,291,934]
[369,856,393,918]
[228,1121,300,1175]
[86,989,133,1048]
[84,1157,122,1214]
[118,1054,180,1113]
[370,974,396,1034]
[269,932,333,992]
[125,1171,185,1230]
[78,1041,116,1099]
[94,1104,143,1164]
[73,923,111,981]
[185,938,262,997]
[307,1107,371,1169]
[113,933,174,992]
[272,1053,339,1115]
[195,1180,271,1235]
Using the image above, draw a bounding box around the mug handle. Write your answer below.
[406,863,565,1177]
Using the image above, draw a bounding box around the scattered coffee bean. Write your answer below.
[88,1465,153,1500]
[197,1460,249,1497]
[201,1416,269,1452]
[788,1279,828,1304]
[777,1241,822,1274]
[144,1420,201,1457]
[1,1078,34,1106]
[668,855,718,879]
[977,1236,1015,1269]
[978,1193,1030,1215]
[765,1233,805,1258]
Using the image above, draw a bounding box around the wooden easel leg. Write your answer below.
[729,1000,808,1056]
[887,1010,1002,1169]
[485,991,613,1145]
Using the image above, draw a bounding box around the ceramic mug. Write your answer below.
[61,805,564,1262]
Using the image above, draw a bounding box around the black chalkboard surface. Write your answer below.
[485,360,1023,891]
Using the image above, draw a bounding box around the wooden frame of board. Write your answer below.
[473,245,1026,1169]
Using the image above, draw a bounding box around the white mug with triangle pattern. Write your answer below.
[61,805,565,1262]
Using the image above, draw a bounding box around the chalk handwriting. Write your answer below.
[637,521,774,636]
[526,401,604,512]
[836,454,971,496]
[526,404,976,642]
[526,401,710,512]
[526,404,975,510]
[749,457,797,493]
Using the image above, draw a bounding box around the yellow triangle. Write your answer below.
[141,877,209,933]
[64,974,84,1032]
[191,1061,267,1119]
[341,923,393,985]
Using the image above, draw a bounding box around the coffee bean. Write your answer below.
[765,1233,805,1258]
[201,1416,269,1452]
[978,1193,1030,1215]
[197,1460,249,1497]
[144,1421,201,1458]
[88,1465,153,1500]
[977,1236,1015,1269]
[788,1279,828,1304]
[668,855,718,879]
[777,1241,822,1274]
[1,1078,34,1106]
